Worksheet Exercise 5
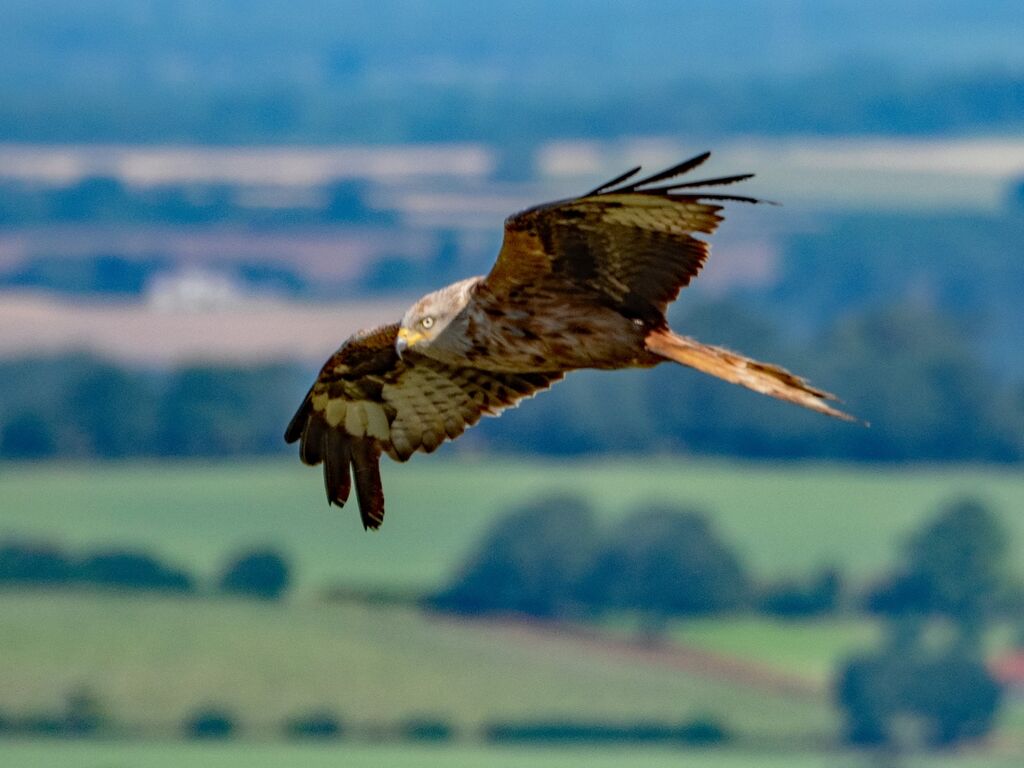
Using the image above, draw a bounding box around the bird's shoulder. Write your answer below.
[317,323,403,384]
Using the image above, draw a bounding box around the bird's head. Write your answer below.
[397,277,480,358]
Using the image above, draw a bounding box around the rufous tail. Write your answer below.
[645,328,854,422]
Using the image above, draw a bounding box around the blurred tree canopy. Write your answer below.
[837,497,1013,749]
[432,499,750,627]
[0,177,393,229]
[430,495,598,618]
[0,541,193,592]
[759,568,842,618]
[0,356,308,460]
[78,551,194,593]
[219,549,292,600]
[0,539,299,600]
[283,711,344,740]
[837,645,1002,748]
[866,498,1012,634]
[577,506,750,622]
[183,708,236,740]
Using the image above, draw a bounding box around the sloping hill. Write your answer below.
[0,592,834,740]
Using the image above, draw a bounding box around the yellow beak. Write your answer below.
[396,327,425,357]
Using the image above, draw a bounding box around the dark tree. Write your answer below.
[836,645,1002,749]
[578,506,749,624]
[0,411,57,459]
[322,180,392,224]
[0,542,73,584]
[78,551,194,592]
[283,711,343,739]
[156,364,305,456]
[837,496,1011,749]
[219,549,291,600]
[1010,176,1024,211]
[867,497,1010,638]
[904,498,1009,632]
[911,650,1003,746]
[836,652,900,747]
[68,364,157,458]
[157,368,257,456]
[760,567,841,618]
[430,495,599,618]
[865,571,934,617]
[62,688,105,737]
[183,707,236,740]
[400,716,455,742]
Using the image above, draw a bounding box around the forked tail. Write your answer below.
[645,328,854,421]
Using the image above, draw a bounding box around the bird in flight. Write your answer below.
[286,152,851,528]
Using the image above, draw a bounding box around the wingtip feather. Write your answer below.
[351,440,385,530]
[625,151,712,190]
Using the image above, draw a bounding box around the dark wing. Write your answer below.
[285,323,562,529]
[484,152,760,326]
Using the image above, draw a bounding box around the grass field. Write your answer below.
[2,459,1022,764]
[658,617,882,684]
[1,459,1022,595]
[2,741,1023,768]
[0,592,835,740]
[3,592,1022,748]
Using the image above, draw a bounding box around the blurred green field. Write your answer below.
[0,592,834,740]
[1,459,1022,595]
[3,591,1021,748]
[3,460,1022,763]
[658,617,881,683]
[1,741,1022,768]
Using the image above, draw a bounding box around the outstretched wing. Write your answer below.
[285,323,561,529]
[485,152,759,326]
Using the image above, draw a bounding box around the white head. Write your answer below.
[396,276,481,360]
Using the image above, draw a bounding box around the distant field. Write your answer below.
[0,294,411,365]
[0,593,834,740]
[657,618,882,684]
[2,741,1023,768]
[2,593,1021,760]
[1,459,1022,594]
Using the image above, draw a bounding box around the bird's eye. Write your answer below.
[421,316,435,329]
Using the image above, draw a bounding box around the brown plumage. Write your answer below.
[286,152,853,528]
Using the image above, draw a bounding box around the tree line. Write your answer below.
[2,65,1021,145]
[0,690,729,748]
[0,356,307,460]
[0,177,392,229]
[2,302,1024,463]
[428,496,1020,625]
[0,542,291,600]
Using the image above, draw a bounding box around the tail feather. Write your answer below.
[645,329,854,422]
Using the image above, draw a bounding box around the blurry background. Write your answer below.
[1,1,1023,766]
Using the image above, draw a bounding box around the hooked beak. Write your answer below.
[396,327,424,358]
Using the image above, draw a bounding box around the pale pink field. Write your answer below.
[0,293,413,365]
